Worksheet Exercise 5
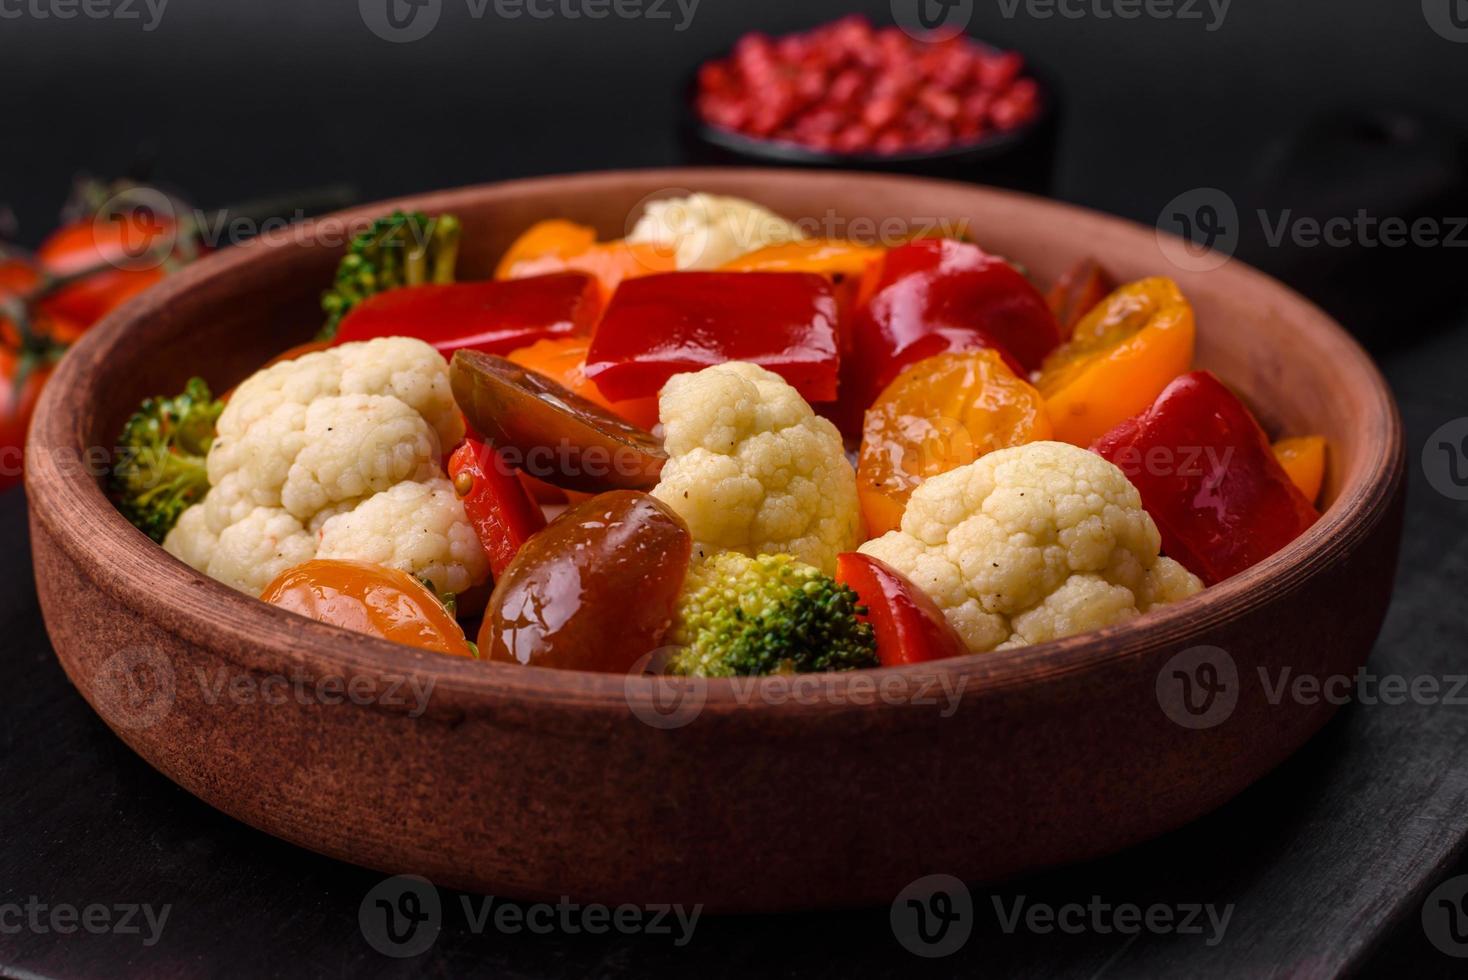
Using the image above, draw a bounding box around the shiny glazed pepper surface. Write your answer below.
[335,273,602,359]
[1093,371,1319,586]
[584,271,841,402]
[841,238,1059,431]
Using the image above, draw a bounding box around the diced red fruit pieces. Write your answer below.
[695,16,1042,157]
[335,273,601,360]
[585,272,840,403]
[1092,371,1320,586]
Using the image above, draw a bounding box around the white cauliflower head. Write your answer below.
[316,478,488,597]
[650,362,861,575]
[164,337,487,598]
[627,193,805,270]
[858,441,1202,653]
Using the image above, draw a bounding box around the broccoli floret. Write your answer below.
[668,552,877,677]
[109,377,223,543]
[318,210,461,339]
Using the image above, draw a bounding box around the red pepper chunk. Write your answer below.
[584,272,840,402]
[841,239,1060,434]
[836,553,968,666]
[447,439,548,578]
[336,273,602,360]
[1092,371,1320,586]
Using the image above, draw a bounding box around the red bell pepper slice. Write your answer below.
[447,439,548,578]
[841,238,1060,433]
[835,553,968,666]
[1092,371,1320,585]
[583,272,840,402]
[336,273,602,360]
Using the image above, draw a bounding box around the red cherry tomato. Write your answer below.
[447,439,548,578]
[35,214,174,328]
[835,553,967,666]
[0,347,52,492]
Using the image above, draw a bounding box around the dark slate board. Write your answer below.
[2,320,1466,979]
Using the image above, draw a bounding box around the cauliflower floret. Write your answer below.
[280,394,441,520]
[859,441,1202,653]
[214,338,463,455]
[317,478,488,597]
[651,362,860,574]
[627,193,805,270]
[163,503,218,572]
[200,507,316,597]
[166,337,487,599]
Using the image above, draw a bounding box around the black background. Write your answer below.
[3,1,1468,977]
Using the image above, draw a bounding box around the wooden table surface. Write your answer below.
[2,319,1466,979]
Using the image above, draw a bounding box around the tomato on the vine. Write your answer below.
[35,212,177,328]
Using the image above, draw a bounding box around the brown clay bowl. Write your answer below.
[26,169,1404,912]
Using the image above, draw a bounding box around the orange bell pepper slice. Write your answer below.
[857,349,1052,537]
[494,220,598,279]
[1272,435,1327,505]
[1036,277,1196,448]
[503,241,677,303]
[720,239,885,278]
[506,336,660,432]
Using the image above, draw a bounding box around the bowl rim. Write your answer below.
[26,167,1405,723]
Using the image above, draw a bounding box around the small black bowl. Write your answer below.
[679,54,1061,196]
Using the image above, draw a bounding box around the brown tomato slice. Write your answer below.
[480,491,692,673]
[451,350,666,493]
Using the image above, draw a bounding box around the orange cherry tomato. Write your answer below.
[506,336,660,431]
[857,349,1052,537]
[494,220,599,279]
[719,239,885,278]
[1272,435,1327,505]
[1036,277,1195,448]
[261,559,475,658]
